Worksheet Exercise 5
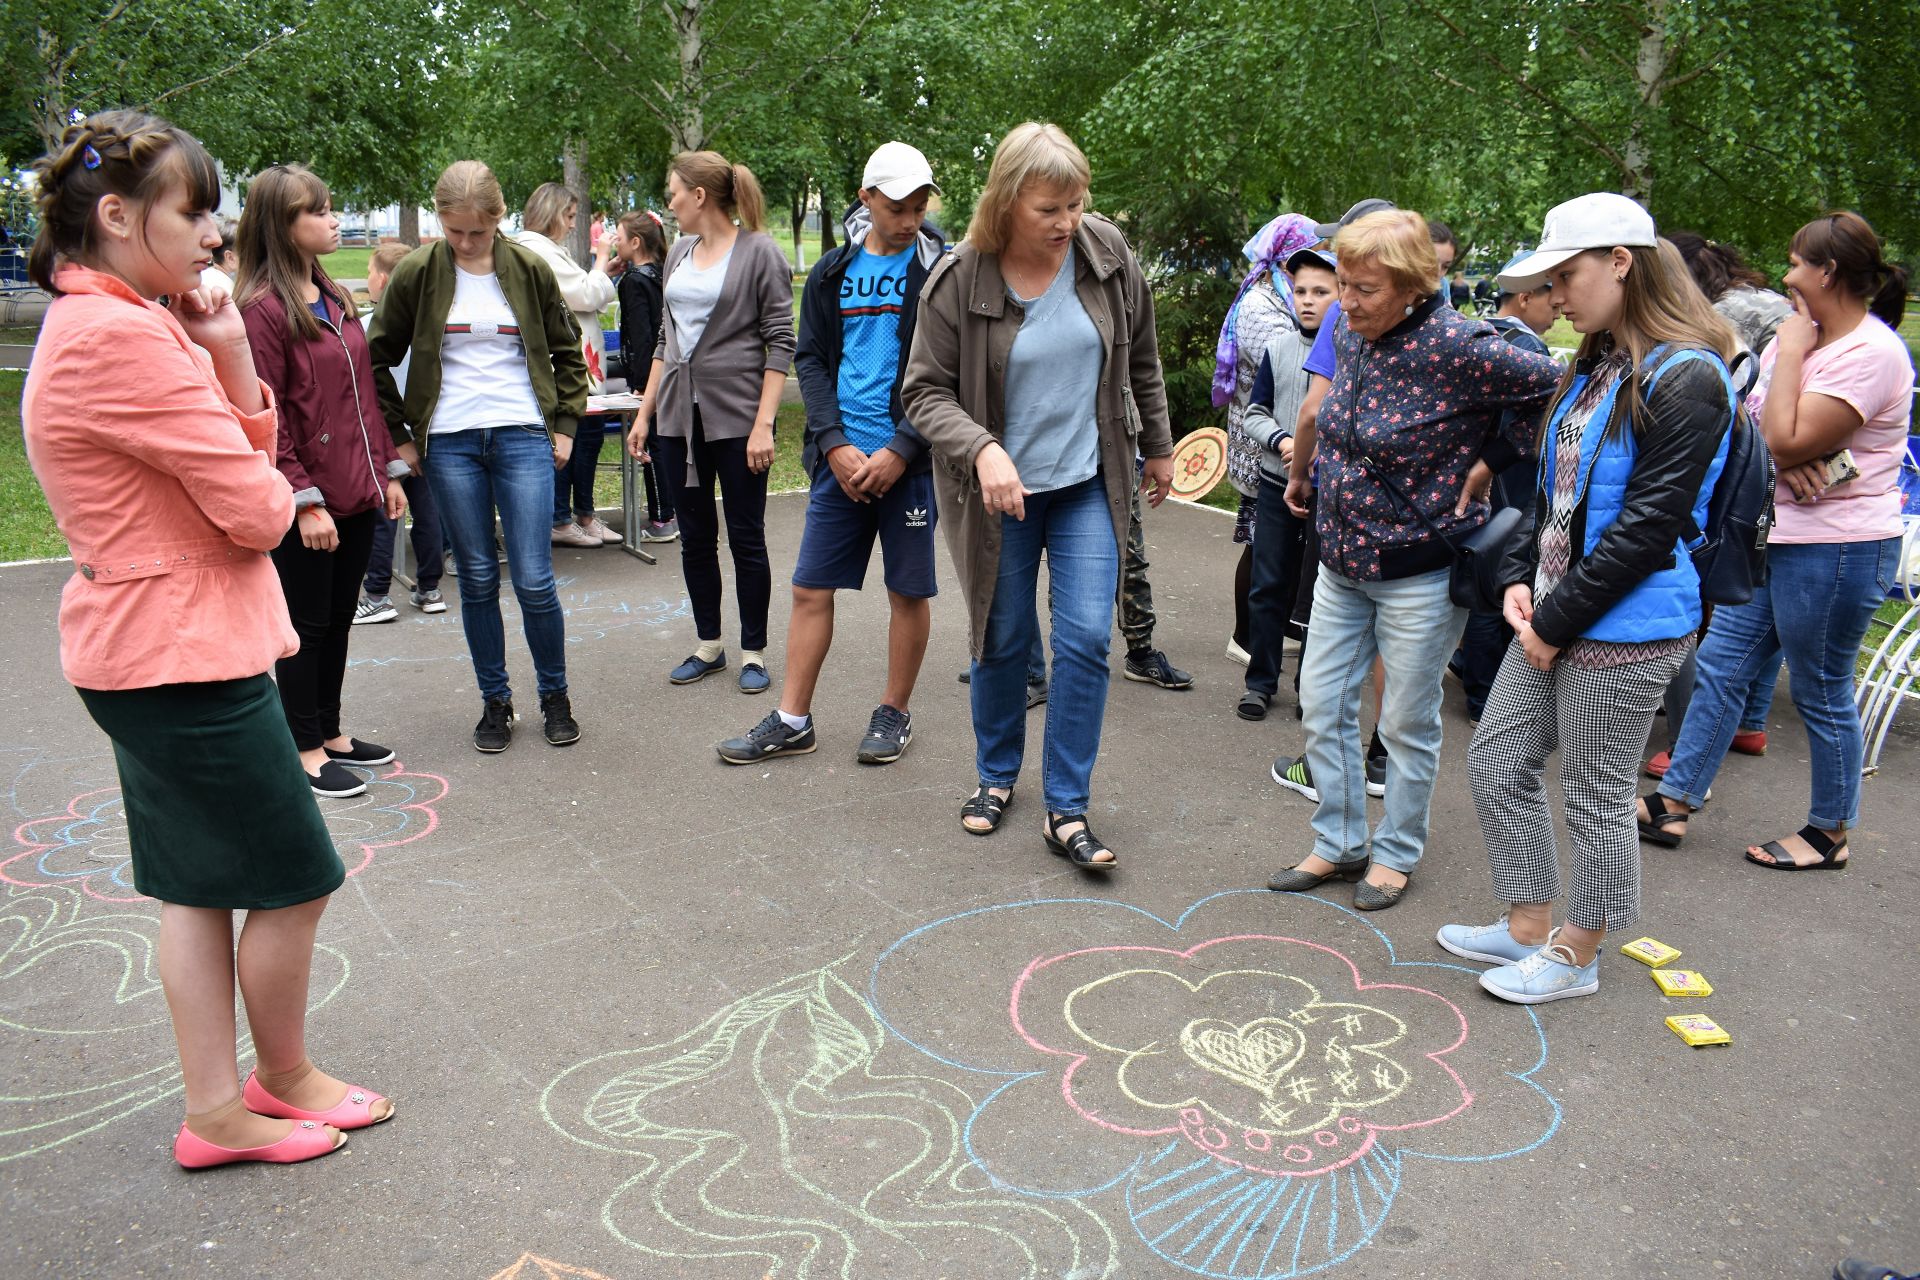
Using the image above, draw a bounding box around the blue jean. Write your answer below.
[1660,649,1780,750]
[1299,566,1465,873]
[552,416,611,525]
[426,425,570,703]
[1660,537,1897,828]
[971,476,1120,815]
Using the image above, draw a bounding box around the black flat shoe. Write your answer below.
[1044,813,1116,870]
[1237,691,1271,721]
[324,737,395,766]
[1745,824,1849,871]
[1353,874,1409,911]
[961,785,1012,835]
[1638,789,1689,847]
[1267,857,1369,893]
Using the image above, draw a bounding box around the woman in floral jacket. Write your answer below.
[1268,209,1560,912]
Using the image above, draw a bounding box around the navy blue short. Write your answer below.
[791,466,938,598]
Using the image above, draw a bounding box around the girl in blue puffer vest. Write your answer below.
[1438,194,1737,1007]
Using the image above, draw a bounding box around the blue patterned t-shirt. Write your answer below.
[836,242,913,454]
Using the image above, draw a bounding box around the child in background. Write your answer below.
[613,210,677,541]
[356,241,447,622]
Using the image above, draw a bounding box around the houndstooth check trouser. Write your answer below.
[1466,640,1690,931]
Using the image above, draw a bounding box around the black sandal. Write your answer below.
[1044,813,1116,871]
[1745,824,1849,871]
[961,785,1012,835]
[1638,789,1689,848]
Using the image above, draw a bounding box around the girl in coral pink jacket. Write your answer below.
[22,111,393,1170]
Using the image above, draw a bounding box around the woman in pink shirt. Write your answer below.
[21,111,392,1169]
[1644,211,1913,869]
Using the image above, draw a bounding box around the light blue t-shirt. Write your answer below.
[836,242,912,454]
[1002,247,1102,494]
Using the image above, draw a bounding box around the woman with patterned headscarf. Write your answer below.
[1213,214,1321,663]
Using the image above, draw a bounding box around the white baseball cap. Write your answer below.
[1498,192,1657,292]
[862,142,939,201]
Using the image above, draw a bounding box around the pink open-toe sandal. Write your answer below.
[174,1119,344,1169]
[244,1070,394,1130]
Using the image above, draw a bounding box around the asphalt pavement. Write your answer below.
[1,494,1914,1279]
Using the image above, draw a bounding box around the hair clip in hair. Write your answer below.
[645,209,664,226]
[82,144,103,170]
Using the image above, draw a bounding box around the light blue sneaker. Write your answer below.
[1479,931,1599,1005]
[1436,916,1539,966]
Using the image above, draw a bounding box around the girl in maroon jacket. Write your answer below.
[238,164,408,799]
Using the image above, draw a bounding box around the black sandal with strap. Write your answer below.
[1745,824,1850,871]
[961,785,1012,835]
[1044,813,1116,871]
[1638,790,1689,848]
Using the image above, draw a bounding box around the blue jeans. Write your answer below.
[1660,537,1897,828]
[365,466,442,596]
[1660,649,1780,750]
[1299,567,1465,873]
[552,416,611,525]
[426,425,570,703]
[971,476,1119,815]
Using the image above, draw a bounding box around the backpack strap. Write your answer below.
[1640,344,1739,551]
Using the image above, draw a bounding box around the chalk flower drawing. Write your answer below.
[868,891,1561,1278]
[3,760,447,901]
[542,960,1116,1279]
[0,883,349,1163]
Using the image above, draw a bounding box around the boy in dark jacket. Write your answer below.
[717,142,945,767]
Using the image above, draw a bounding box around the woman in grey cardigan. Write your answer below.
[903,123,1174,870]
[628,151,795,692]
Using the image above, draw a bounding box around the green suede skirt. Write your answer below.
[76,674,346,909]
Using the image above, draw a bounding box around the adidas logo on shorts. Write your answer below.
[905,507,928,528]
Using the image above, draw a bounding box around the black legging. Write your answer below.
[272,508,378,750]
[651,407,771,650]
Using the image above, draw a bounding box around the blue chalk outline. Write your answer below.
[866,888,1561,1277]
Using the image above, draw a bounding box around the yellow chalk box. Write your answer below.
[1666,1014,1732,1048]
[1650,968,1713,997]
[1621,937,1682,968]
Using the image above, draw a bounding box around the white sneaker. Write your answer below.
[1226,637,1251,666]
[577,514,621,544]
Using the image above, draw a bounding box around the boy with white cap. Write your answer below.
[717,142,947,765]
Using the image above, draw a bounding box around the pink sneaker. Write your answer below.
[551,522,600,548]
[577,515,621,544]
[244,1070,394,1130]
[174,1119,343,1169]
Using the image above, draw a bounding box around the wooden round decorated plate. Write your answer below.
[1169,427,1230,501]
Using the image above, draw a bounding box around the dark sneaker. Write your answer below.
[410,588,447,614]
[639,518,680,543]
[1272,754,1319,803]
[309,759,368,798]
[1123,649,1193,690]
[1027,678,1048,709]
[856,705,913,765]
[324,738,396,766]
[670,651,727,684]
[353,595,398,625]
[717,712,817,764]
[1365,751,1387,798]
[540,691,580,746]
[739,662,770,694]
[474,698,514,753]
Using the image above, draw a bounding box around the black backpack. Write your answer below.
[1644,346,1775,606]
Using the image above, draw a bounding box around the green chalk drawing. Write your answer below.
[542,957,1117,1279]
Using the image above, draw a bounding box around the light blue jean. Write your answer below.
[1660,537,1897,829]
[972,476,1120,816]
[1299,567,1466,873]
[426,425,570,703]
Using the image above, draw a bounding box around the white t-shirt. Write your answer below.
[665,243,732,356]
[431,267,545,434]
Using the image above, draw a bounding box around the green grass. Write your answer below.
[0,371,65,560]
[322,247,375,280]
